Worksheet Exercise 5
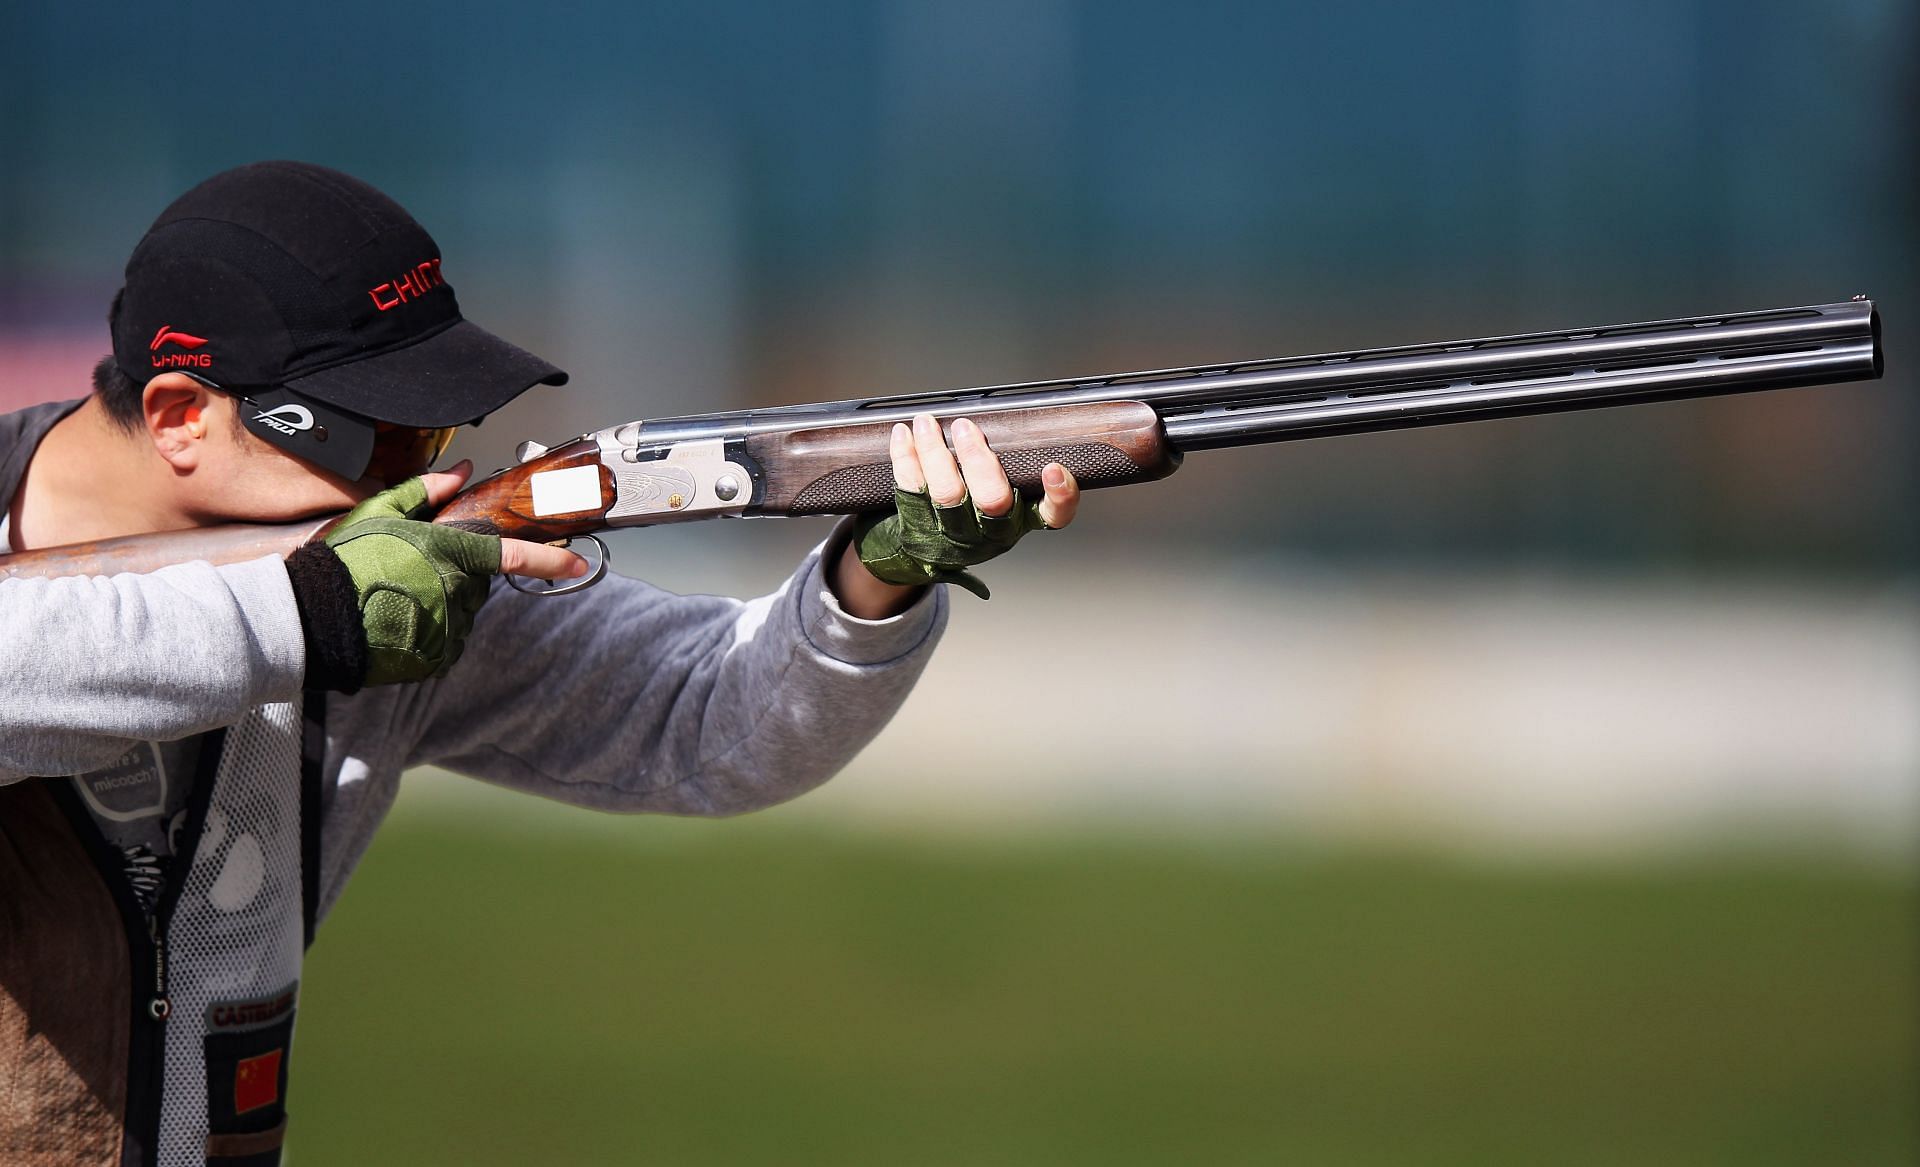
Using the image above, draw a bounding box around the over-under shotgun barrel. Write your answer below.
[1153,299,1882,449]
[654,298,1881,451]
[645,298,1882,518]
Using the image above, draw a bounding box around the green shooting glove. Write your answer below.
[321,477,501,686]
[851,487,1052,600]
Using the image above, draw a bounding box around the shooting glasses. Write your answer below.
[188,373,457,484]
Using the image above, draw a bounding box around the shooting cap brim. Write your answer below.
[284,318,568,429]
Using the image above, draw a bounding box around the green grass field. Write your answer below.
[292,801,1916,1166]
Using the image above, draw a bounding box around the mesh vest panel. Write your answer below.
[157,704,306,1167]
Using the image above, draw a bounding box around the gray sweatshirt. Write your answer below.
[0,399,947,919]
[0,399,947,1166]
[3,401,948,1167]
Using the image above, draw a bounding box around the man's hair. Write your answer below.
[91,355,145,432]
[92,354,250,440]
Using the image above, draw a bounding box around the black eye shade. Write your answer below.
[231,386,379,482]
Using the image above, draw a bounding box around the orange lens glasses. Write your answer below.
[364,422,458,484]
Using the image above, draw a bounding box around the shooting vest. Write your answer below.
[0,399,324,1167]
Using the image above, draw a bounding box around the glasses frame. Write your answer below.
[183,372,458,483]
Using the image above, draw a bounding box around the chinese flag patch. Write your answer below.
[233,1049,283,1115]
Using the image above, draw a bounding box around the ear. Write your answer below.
[144,374,217,471]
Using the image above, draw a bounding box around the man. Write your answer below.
[0,161,1078,1167]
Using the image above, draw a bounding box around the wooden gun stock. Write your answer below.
[430,437,613,542]
[0,518,335,583]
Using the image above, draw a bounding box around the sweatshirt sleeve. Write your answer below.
[402,527,946,816]
[0,556,306,781]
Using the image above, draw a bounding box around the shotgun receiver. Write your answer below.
[0,298,1884,587]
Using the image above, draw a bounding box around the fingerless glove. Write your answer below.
[284,478,502,690]
[851,487,1051,600]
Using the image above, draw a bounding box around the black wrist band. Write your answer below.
[285,542,369,694]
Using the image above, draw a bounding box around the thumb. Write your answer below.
[420,460,476,511]
[1035,463,1079,530]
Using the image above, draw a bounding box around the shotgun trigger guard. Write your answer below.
[507,533,609,597]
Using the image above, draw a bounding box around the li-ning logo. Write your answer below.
[149,325,212,369]
[368,258,446,312]
[252,403,316,436]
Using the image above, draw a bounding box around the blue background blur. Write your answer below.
[2,0,1912,570]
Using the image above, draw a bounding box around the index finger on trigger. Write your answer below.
[499,538,590,580]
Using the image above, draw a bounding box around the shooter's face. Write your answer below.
[144,373,469,526]
[141,377,380,526]
[193,395,381,523]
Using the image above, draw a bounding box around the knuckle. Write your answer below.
[958,450,1004,482]
[975,488,1013,516]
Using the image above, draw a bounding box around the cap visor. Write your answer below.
[283,319,567,427]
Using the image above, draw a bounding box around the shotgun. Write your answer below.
[0,298,1884,590]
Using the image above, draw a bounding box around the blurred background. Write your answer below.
[2,1,1914,1163]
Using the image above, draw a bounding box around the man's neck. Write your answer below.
[9,399,196,552]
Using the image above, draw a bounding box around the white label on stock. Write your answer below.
[529,464,603,516]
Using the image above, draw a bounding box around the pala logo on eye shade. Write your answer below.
[149,324,212,368]
[251,404,316,435]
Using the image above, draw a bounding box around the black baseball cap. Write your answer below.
[110,161,567,479]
